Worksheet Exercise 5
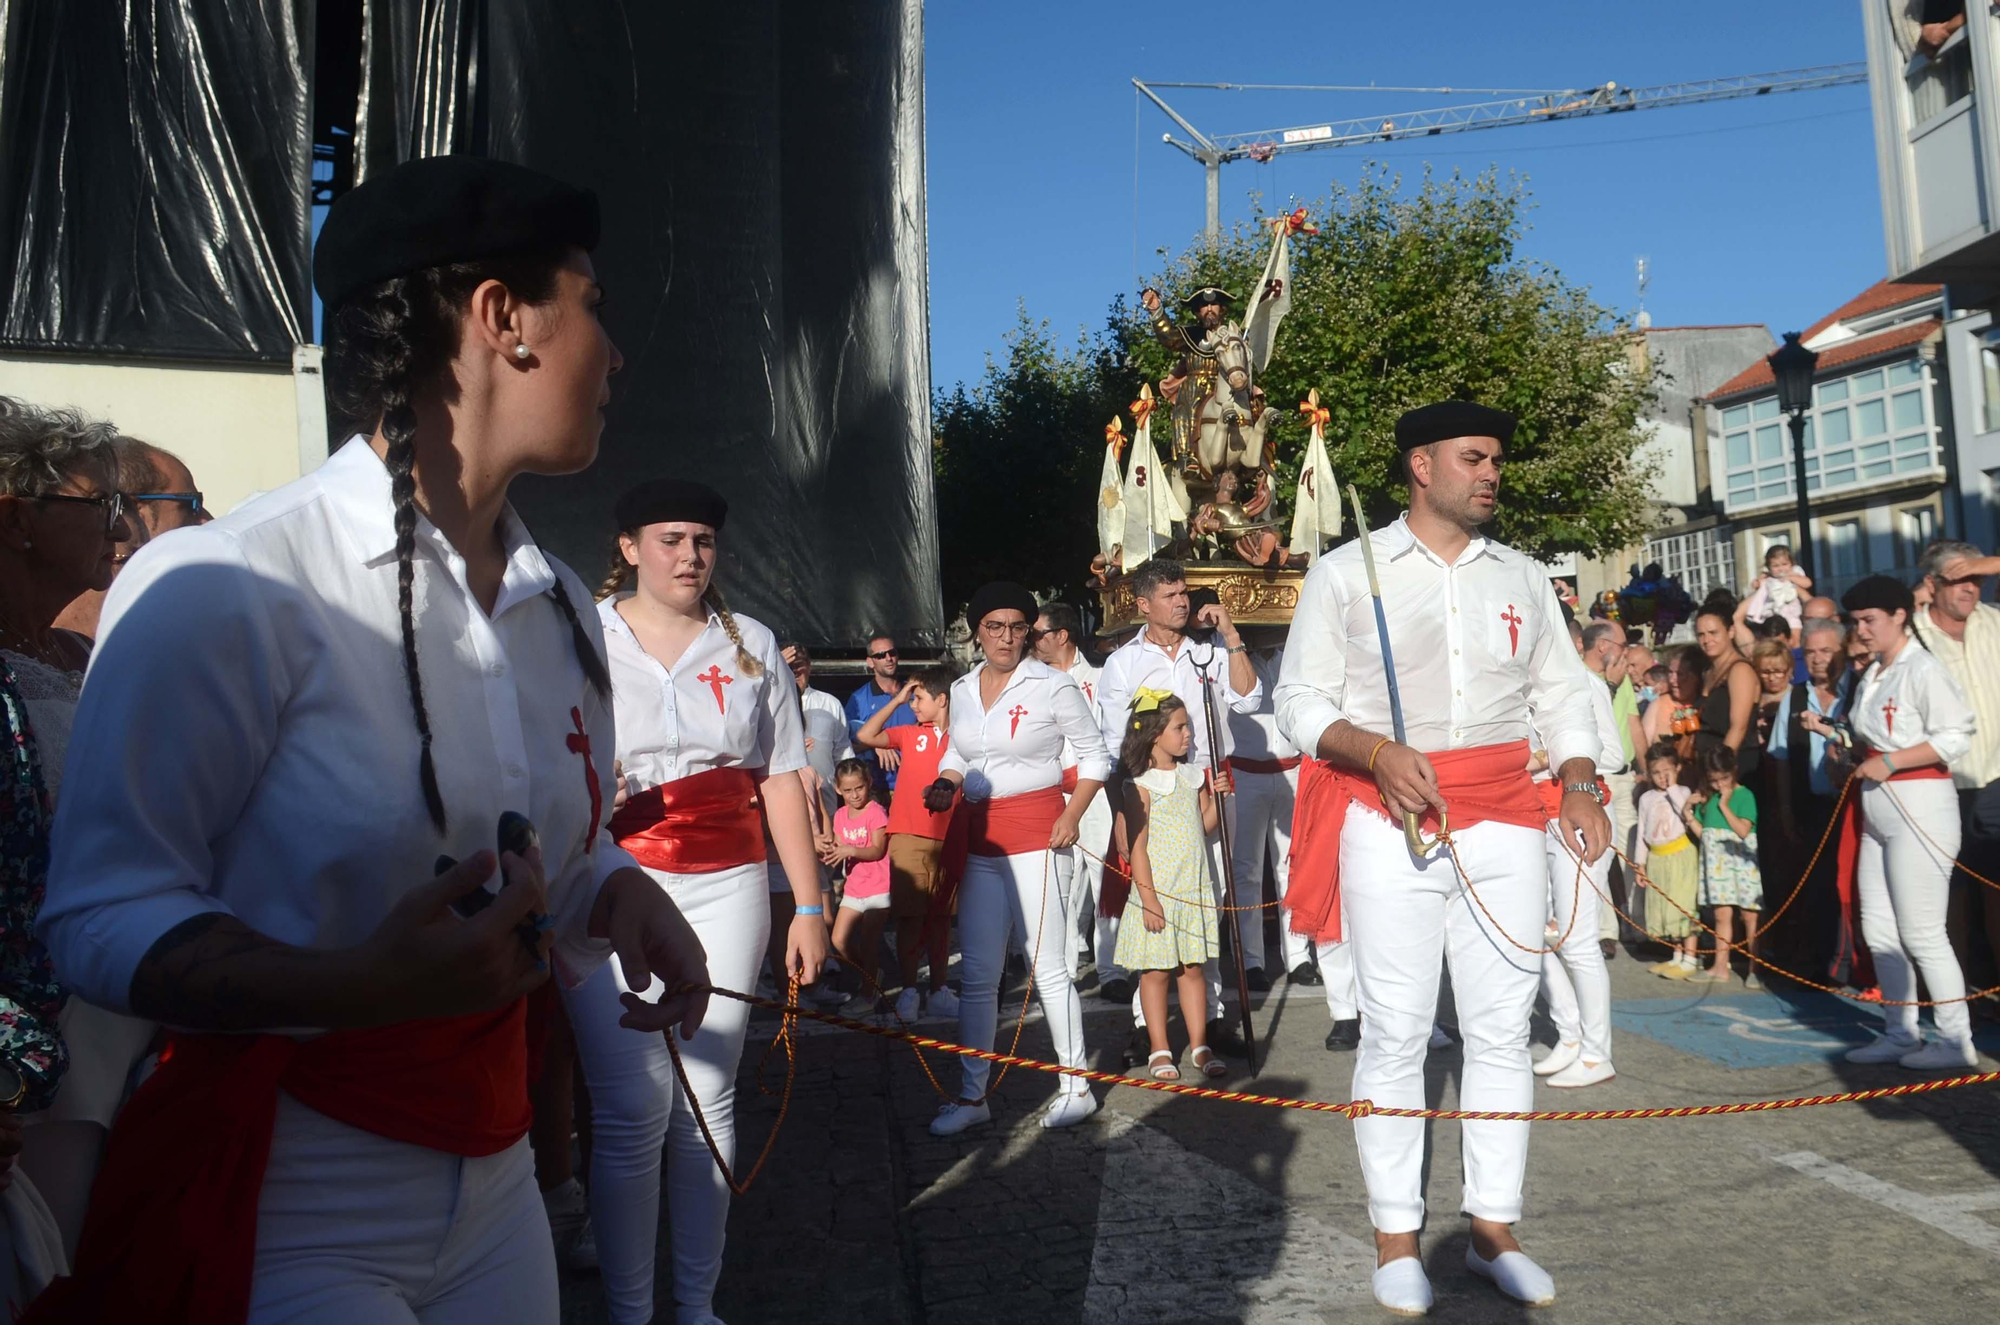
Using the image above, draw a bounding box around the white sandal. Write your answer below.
[1145,1050,1180,1081]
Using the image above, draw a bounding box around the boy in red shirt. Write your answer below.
[856,665,963,1021]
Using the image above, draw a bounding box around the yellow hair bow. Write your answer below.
[1131,687,1175,715]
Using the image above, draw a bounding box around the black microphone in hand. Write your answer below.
[922,777,958,813]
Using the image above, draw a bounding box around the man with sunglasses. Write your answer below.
[1911,539,2000,997]
[845,632,916,790]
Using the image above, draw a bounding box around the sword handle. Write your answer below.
[1403,808,1446,858]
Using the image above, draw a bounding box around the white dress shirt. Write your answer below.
[596,596,807,792]
[1532,670,1625,782]
[1228,646,1301,763]
[41,438,628,1018]
[1274,516,1600,771]
[1057,653,1101,774]
[1097,629,1262,774]
[1849,638,1976,768]
[940,659,1112,801]
[799,684,853,786]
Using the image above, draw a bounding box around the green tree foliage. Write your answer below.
[931,302,1142,612]
[933,167,1657,606]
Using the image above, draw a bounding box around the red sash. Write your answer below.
[1230,755,1302,776]
[1286,740,1546,943]
[965,786,1066,858]
[610,765,768,874]
[24,1004,529,1325]
[1059,766,1080,794]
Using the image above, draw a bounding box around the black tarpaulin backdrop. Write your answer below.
[0,0,942,648]
[354,0,943,647]
[0,0,313,360]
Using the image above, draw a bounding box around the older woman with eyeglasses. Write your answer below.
[919,582,1112,1135]
[0,396,152,1270]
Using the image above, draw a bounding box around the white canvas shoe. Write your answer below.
[1370,1256,1434,1316]
[1040,1089,1099,1130]
[928,1099,992,1136]
[1844,1033,1920,1064]
[1466,1245,1556,1306]
[927,985,961,1019]
[1532,1041,1580,1077]
[894,986,921,1022]
[1545,1058,1616,1089]
[1899,1036,1977,1070]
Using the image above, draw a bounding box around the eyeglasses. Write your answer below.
[979,620,1033,638]
[133,491,206,518]
[868,649,898,660]
[30,490,125,534]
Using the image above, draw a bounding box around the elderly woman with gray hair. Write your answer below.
[0,396,156,1289]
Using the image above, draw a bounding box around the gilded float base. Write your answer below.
[1095,562,1305,636]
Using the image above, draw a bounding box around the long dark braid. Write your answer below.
[373,298,449,830]
[327,246,575,835]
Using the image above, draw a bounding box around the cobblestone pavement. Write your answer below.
[559,945,2000,1324]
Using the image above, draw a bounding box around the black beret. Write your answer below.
[1840,574,1915,618]
[313,155,600,312]
[967,581,1038,629]
[615,479,728,531]
[1181,286,1238,309]
[1394,401,1518,451]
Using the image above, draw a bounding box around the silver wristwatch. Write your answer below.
[1562,781,1607,805]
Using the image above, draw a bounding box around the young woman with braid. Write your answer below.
[579,478,828,1325]
[28,157,710,1324]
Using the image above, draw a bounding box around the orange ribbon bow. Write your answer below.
[1128,394,1155,429]
[1298,400,1330,428]
[1269,207,1319,237]
[1104,416,1127,457]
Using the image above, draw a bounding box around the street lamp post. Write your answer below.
[1768,331,1821,582]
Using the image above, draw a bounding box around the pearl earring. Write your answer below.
[514,343,530,359]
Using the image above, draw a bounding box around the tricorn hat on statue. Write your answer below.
[1180,286,1238,310]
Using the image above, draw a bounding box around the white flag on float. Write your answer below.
[1242,207,1314,377]
[1121,385,1181,562]
[1288,387,1341,562]
[1098,417,1127,566]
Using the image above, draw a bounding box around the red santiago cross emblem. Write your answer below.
[567,707,600,852]
[697,664,733,714]
[1500,604,1522,657]
[1009,704,1028,738]
[1882,697,1897,736]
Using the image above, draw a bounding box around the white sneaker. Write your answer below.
[1466,1245,1556,1306]
[1370,1256,1434,1316]
[894,986,921,1022]
[1040,1089,1099,1129]
[1427,1023,1454,1050]
[1845,1033,1919,1064]
[927,985,961,1019]
[1546,1058,1616,1089]
[540,1176,587,1223]
[1532,1041,1580,1077]
[929,1099,992,1136]
[1899,1036,1977,1070]
[567,1216,599,1272]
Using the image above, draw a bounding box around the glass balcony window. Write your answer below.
[1752,397,1780,421]
[1817,379,1849,405]
[1723,404,1750,429]
[1891,389,1924,429]
[1821,407,1851,445]
[1755,424,1784,460]
[1720,356,1931,511]
[1856,398,1888,436]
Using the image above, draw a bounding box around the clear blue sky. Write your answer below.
[924,0,1883,393]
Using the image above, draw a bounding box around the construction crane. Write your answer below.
[1136,64,1870,241]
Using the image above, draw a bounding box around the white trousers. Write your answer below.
[1317,938,1358,1020]
[1540,821,1614,1063]
[245,1094,554,1324]
[1063,788,1116,976]
[956,848,1090,1100]
[1857,780,1970,1043]
[1602,768,1638,940]
[1342,807,1546,1233]
[1231,767,1315,973]
[1132,816,1230,1026]
[564,861,770,1325]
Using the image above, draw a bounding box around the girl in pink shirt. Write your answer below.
[823,760,891,1000]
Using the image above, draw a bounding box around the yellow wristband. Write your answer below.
[1367,737,1392,772]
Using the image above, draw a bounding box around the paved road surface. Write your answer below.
[558,944,2000,1323]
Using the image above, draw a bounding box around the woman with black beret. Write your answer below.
[920,582,1112,1135]
[30,156,711,1323]
[577,478,828,1325]
[1806,575,1978,1070]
